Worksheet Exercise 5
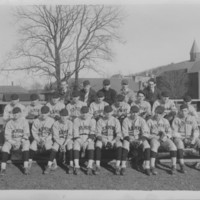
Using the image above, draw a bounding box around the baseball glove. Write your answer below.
[105,141,112,149]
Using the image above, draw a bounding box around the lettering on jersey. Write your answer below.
[59,130,68,138]
[102,125,115,137]
[128,125,141,137]
[79,126,91,131]
[94,110,104,115]
[39,127,51,137]
[12,129,24,138]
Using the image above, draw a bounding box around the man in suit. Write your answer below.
[80,80,96,106]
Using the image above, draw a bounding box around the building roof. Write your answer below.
[0,85,28,94]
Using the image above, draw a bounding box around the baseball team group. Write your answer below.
[0,77,200,177]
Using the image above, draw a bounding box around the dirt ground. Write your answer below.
[0,161,200,190]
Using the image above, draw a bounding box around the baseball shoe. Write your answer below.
[0,169,6,176]
[51,162,58,171]
[170,165,177,175]
[115,166,120,175]
[81,151,85,158]
[180,164,186,174]
[74,167,80,175]
[94,166,101,175]
[144,168,151,176]
[44,165,51,175]
[151,167,158,175]
[120,167,126,176]
[194,162,200,170]
[24,167,30,175]
[68,166,74,174]
[86,168,93,175]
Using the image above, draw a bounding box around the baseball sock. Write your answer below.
[121,148,128,168]
[170,151,177,167]
[87,150,94,168]
[95,147,101,166]
[177,149,184,165]
[23,151,29,168]
[116,147,122,167]
[68,149,73,166]
[74,150,80,168]
[1,152,9,170]
[29,150,35,162]
[150,150,157,168]
[144,148,150,169]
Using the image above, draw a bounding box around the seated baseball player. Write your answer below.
[3,94,26,124]
[131,90,151,120]
[95,105,123,176]
[0,107,30,176]
[44,108,73,174]
[121,105,151,176]
[152,91,177,124]
[66,90,87,121]
[46,93,65,121]
[89,91,109,121]
[29,106,55,172]
[147,106,178,175]
[172,104,200,171]
[73,106,96,175]
[112,94,130,125]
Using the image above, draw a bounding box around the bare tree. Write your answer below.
[3,5,123,91]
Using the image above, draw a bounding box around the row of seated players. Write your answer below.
[0,91,200,176]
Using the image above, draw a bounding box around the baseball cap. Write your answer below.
[103,79,110,86]
[41,105,50,114]
[116,94,125,102]
[11,94,19,100]
[137,90,145,97]
[52,93,60,99]
[180,104,188,110]
[12,107,21,114]
[161,91,170,97]
[121,79,129,85]
[183,95,192,102]
[81,106,89,114]
[30,94,39,101]
[130,106,139,113]
[97,91,105,98]
[72,90,80,97]
[60,109,68,116]
[155,106,165,114]
[83,80,90,87]
[104,105,113,113]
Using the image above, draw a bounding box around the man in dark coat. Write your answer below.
[98,79,117,105]
[79,80,96,106]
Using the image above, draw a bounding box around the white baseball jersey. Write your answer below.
[122,116,150,140]
[5,117,30,144]
[120,88,136,104]
[112,102,130,118]
[152,99,177,115]
[89,101,109,117]
[66,100,87,120]
[187,104,198,119]
[26,103,42,118]
[73,116,96,142]
[3,103,26,122]
[131,100,151,117]
[46,101,65,117]
[53,119,73,143]
[96,116,122,141]
[32,116,55,141]
[172,115,199,139]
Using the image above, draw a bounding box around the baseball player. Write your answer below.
[66,90,87,121]
[121,106,151,176]
[0,107,30,175]
[46,93,65,121]
[44,108,74,174]
[172,104,200,172]
[95,105,123,175]
[131,90,151,120]
[152,91,177,124]
[147,106,177,175]
[112,94,130,125]
[29,106,55,172]
[89,91,109,121]
[73,106,96,175]
[3,94,26,124]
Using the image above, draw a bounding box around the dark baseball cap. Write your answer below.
[116,94,125,102]
[121,79,129,85]
[97,91,105,98]
[104,105,113,113]
[137,90,145,97]
[183,95,192,102]
[103,79,110,86]
[41,105,50,114]
[30,94,39,101]
[11,94,19,100]
[12,107,21,114]
[83,80,90,87]
[60,109,68,116]
[72,90,80,97]
[81,106,89,114]
[180,104,188,110]
[130,106,139,113]
[161,91,170,97]
[155,106,165,114]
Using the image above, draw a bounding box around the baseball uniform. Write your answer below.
[46,101,65,119]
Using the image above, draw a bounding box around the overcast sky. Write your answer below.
[0,0,200,88]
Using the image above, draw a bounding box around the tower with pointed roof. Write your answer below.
[190,40,200,61]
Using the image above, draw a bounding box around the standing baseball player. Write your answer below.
[112,94,130,125]
[89,91,109,121]
[73,106,96,175]
[121,106,151,176]
[66,91,87,121]
[3,94,26,124]
[0,107,30,175]
[172,104,200,172]
[147,106,178,175]
[46,93,65,121]
[29,106,55,172]
[95,105,123,175]
[131,90,151,120]
[44,108,74,174]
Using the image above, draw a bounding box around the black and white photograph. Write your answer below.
[0,0,200,199]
